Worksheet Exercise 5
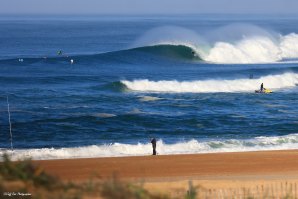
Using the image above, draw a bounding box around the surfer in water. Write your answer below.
[191,51,197,57]
[255,83,272,93]
[260,83,264,91]
[151,138,157,155]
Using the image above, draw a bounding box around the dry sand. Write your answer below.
[33,150,298,196]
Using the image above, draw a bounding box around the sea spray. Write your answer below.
[133,26,207,50]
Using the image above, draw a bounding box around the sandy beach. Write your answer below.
[32,150,298,196]
[34,150,298,181]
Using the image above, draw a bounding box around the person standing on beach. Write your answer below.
[151,138,157,155]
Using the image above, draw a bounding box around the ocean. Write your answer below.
[0,14,298,160]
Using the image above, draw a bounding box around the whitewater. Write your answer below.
[2,133,298,160]
[204,33,298,63]
[133,25,298,64]
[122,73,298,93]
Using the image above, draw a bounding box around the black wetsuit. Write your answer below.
[151,138,157,155]
[260,83,264,91]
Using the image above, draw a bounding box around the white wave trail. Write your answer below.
[122,73,298,93]
[2,133,298,160]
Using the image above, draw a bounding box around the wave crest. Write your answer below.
[134,33,298,64]
[133,25,298,64]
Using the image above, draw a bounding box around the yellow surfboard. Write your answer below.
[255,88,272,93]
[264,89,272,93]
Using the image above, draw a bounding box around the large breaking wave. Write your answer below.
[130,32,298,63]
[122,72,298,93]
[133,25,298,64]
[1,25,298,65]
[0,44,202,64]
[2,133,298,160]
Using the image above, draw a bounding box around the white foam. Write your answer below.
[2,133,298,161]
[204,36,282,63]
[280,33,298,59]
[94,113,116,118]
[122,72,298,93]
[151,34,298,64]
[138,96,162,102]
[203,33,298,64]
[134,25,298,64]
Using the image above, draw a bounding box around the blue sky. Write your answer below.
[1,0,298,15]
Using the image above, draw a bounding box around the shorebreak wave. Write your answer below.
[2,133,298,160]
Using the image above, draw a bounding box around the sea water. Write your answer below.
[0,14,298,160]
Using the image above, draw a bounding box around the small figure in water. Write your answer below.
[70,59,74,64]
[260,83,264,91]
[191,51,196,57]
[57,50,63,55]
[151,138,157,155]
[249,74,254,79]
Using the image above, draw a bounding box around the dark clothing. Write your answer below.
[260,83,264,91]
[152,148,156,155]
[151,138,157,155]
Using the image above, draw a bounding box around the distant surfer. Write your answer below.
[151,138,157,155]
[255,83,272,93]
[260,83,264,91]
[57,50,63,55]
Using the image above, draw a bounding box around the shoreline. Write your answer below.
[4,147,298,161]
